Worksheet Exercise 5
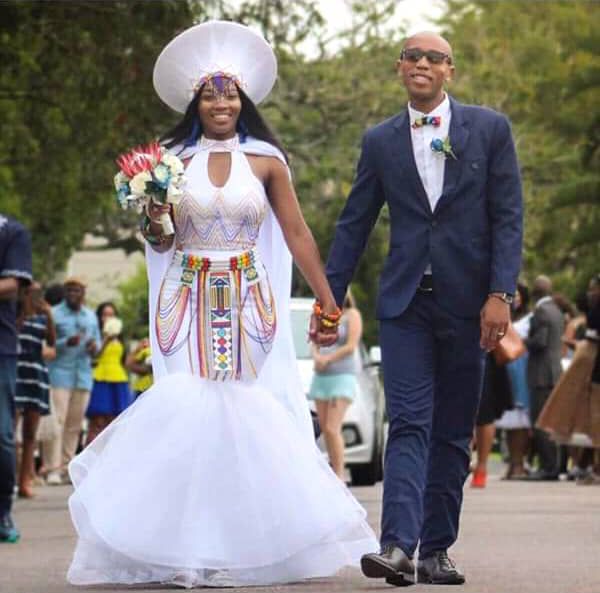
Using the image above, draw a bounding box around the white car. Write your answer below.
[289,297,386,485]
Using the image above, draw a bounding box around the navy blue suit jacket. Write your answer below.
[326,96,523,319]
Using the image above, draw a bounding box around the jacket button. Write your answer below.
[431,220,437,228]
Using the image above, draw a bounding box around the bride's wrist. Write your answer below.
[313,299,342,330]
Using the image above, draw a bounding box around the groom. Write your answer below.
[326,32,522,585]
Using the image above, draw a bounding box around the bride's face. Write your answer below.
[197,77,242,139]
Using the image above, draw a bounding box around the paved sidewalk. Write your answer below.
[2,472,600,593]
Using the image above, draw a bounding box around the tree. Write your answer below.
[438,0,600,295]
[0,1,202,277]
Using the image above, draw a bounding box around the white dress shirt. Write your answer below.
[408,93,451,214]
[408,94,451,274]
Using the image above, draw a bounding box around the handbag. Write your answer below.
[493,324,527,366]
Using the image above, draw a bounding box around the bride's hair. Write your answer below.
[160,85,288,163]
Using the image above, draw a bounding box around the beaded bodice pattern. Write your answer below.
[174,136,267,251]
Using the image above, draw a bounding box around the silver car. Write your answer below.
[289,297,386,485]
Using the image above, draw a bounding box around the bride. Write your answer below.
[67,20,377,588]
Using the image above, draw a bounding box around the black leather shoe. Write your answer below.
[417,551,465,585]
[361,545,415,586]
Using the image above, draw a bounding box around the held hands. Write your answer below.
[480,296,510,352]
[308,313,338,346]
[308,300,341,347]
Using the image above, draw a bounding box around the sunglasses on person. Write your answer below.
[400,47,452,65]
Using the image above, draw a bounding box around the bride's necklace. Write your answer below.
[199,134,240,153]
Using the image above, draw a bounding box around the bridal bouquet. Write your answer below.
[114,141,185,236]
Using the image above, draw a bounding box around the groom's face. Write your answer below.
[397,33,454,105]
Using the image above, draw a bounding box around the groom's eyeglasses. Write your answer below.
[400,48,452,65]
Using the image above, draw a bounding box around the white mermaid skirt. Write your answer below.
[67,251,378,588]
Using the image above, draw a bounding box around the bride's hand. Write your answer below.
[146,201,171,222]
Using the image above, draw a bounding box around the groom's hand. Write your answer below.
[480,296,510,352]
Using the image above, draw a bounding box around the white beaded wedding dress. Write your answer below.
[66,135,378,588]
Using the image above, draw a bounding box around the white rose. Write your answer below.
[153,164,170,185]
[129,171,152,195]
[113,171,129,190]
[162,153,184,175]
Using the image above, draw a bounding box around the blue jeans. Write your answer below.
[0,356,17,514]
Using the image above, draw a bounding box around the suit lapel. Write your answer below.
[392,111,432,215]
[436,97,470,212]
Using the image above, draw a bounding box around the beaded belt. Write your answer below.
[173,248,259,286]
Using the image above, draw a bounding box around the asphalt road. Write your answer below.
[2,470,600,593]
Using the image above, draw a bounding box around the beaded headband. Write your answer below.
[189,71,245,101]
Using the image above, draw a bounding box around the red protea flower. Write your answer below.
[116,141,162,178]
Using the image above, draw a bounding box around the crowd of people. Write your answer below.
[471,273,600,487]
[18,280,153,492]
[3,216,597,543]
[1,215,598,544]
[1,20,598,590]
[0,219,153,542]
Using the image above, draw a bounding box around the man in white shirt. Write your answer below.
[326,31,523,585]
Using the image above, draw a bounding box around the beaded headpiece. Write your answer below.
[153,21,277,113]
[190,71,244,101]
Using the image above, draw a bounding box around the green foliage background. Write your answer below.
[1,0,598,343]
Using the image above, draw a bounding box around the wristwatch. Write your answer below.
[489,292,514,305]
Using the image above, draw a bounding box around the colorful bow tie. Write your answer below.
[412,116,441,129]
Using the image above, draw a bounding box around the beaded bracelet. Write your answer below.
[313,300,342,330]
[140,215,166,246]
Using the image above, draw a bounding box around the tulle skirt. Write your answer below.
[67,372,378,588]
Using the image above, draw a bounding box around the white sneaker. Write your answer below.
[46,471,62,485]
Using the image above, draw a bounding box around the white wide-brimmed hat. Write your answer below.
[153,20,277,113]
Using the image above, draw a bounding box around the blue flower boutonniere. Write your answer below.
[431,136,457,160]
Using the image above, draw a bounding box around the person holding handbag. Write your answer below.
[496,283,533,479]
[471,283,530,486]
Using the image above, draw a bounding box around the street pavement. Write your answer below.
[2,467,600,593]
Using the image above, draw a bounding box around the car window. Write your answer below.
[290,309,312,359]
